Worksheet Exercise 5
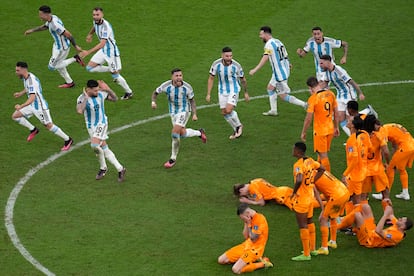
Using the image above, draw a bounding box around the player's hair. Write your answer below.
[347,100,359,112]
[405,218,413,231]
[320,54,332,61]
[237,203,249,215]
[363,114,377,133]
[306,76,319,88]
[86,79,99,88]
[260,26,272,34]
[222,46,232,53]
[312,26,322,32]
[171,68,182,75]
[93,7,104,12]
[39,5,51,13]
[233,184,245,196]
[352,115,365,131]
[294,141,307,154]
[16,61,28,68]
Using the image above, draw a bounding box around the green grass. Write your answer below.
[1,0,414,275]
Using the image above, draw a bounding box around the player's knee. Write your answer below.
[90,143,100,153]
[232,265,242,274]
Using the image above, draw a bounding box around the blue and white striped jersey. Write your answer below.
[303,36,342,73]
[94,19,120,57]
[78,91,108,129]
[44,15,70,50]
[23,72,48,110]
[264,38,290,81]
[324,65,356,101]
[209,58,244,94]
[155,81,194,114]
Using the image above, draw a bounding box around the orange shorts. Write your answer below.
[292,196,314,217]
[362,172,389,193]
[313,133,333,153]
[356,217,376,247]
[389,149,414,171]
[321,192,350,219]
[225,241,263,264]
[346,178,363,195]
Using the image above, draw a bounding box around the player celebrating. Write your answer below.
[151,68,207,168]
[81,7,134,100]
[218,203,273,273]
[206,46,249,139]
[12,61,73,151]
[24,5,84,88]
[76,79,126,182]
[296,26,348,81]
[249,26,307,116]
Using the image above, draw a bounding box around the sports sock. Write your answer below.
[338,211,356,229]
[112,74,132,93]
[171,133,180,160]
[229,110,241,128]
[329,218,337,242]
[102,145,123,171]
[54,57,76,69]
[14,117,35,130]
[49,124,69,141]
[86,65,111,72]
[320,225,329,248]
[91,144,107,170]
[224,113,236,130]
[268,90,277,113]
[284,94,306,107]
[387,167,395,190]
[340,120,351,136]
[300,228,310,257]
[400,170,409,190]
[308,223,316,251]
[184,128,201,138]
[57,68,73,84]
[241,262,265,273]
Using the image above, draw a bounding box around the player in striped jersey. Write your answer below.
[296,26,348,81]
[206,47,249,139]
[81,7,134,100]
[319,55,365,136]
[249,26,307,116]
[12,62,73,151]
[76,79,126,182]
[24,5,84,88]
[151,68,207,169]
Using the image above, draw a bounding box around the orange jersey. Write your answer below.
[357,217,405,248]
[367,128,388,175]
[344,131,370,181]
[245,212,269,254]
[382,123,414,151]
[293,157,320,200]
[248,178,279,201]
[314,171,348,199]
[306,89,338,136]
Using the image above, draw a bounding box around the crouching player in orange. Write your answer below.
[233,178,322,209]
[218,203,273,274]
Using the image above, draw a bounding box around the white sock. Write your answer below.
[103,146,123,171]
[224,113,237,130]
[54,58,76,69]
[92,144,107,170]
[285,95,306,107]
[268,90,277,112]
[340,120,351,136]
[171,135,180,160]
[87,65,111,73]
[14,117,35,130]
[403,188,409,195]
[49,125,69,141]
[57,68,73,83]
[113,75,132,93]
[230,111,241,127]
[184,128,201,138]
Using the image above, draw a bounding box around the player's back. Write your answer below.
[309,89,337,136]
[314,171,348,198]
[383,123,414,150]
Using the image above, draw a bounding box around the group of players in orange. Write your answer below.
[219,76,414,273]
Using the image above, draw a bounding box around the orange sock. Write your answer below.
[345,201,354,215]
[241,262,264,273]
[330,218,337,242]
[300,228,310,256]
[320,225,329,248]
[308,223,316,251]
[320,157,331,172]
[400,170,408,189]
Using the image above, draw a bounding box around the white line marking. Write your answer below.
[4,80,414,275]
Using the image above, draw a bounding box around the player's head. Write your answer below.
[306,76,319,92]
[233,183,248,197]
[15,61,28,78]
[312,26,324,43]
[363,114,377,133]
[351,115,365,132]
[397,217,413,232]
[319,55,332,70]
[237,203,254,222]
[293,141,307,157]
[221,46,233,65]
[93,7,104,24]
[85,79,100,97]
[347,100,359,116]
[171,68,183,86]
[259,26,272,42]
[38,5,52,21]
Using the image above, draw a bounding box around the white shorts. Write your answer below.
[90,51,122,72]
[337,98,353,112]
[19,105,53,125]
[49,44,70,69]
[87,123,109,140]
[269,77,291,94]
[170,112,190,127]
[316,72,327,82]
[219,92,239,109]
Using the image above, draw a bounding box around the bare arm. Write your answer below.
[333,107,340,137]
[15,94,35,110]
[76,93,88,114]
[62,30,82,52]
[240,76,250,102]
[190,98,198,121]
[97,80,118,102]
[151,91,159,109]
[86,26,96,43]
[301,112,313,142]
[206,74,215,102]
[348,79,365,100]
[375,205,394,237]
[80,38,106,58]
[296,48,307,57]
[239,196,265,206]
[340,40,348,64]
[249,55,269,75]
[13,89,27,98]
[24,25,48,35]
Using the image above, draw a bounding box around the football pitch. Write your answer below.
[1,0,413,275]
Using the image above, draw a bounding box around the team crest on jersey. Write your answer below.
[348,146,354,152]
[29,87,34,92]
[386,233,392,239]
[56,28,62,33]
[253,225,259,230]
[103,32,108,37]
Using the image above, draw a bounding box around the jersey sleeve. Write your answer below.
[303,38,312,52]
[336,66,352,83]
[209,63,217,76]
[263,41,273,55]
[50,19,66,35]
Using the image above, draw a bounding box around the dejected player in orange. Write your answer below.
[218,203,273,274]
[301,76,339,172]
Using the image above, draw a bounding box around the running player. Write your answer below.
[249,26,307,116]
[24,5,84,88]
[206,46,250,139]
[12,61,73,151]
[76,79,126,182]
[81,7,134,100]
[151,68,207,168]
